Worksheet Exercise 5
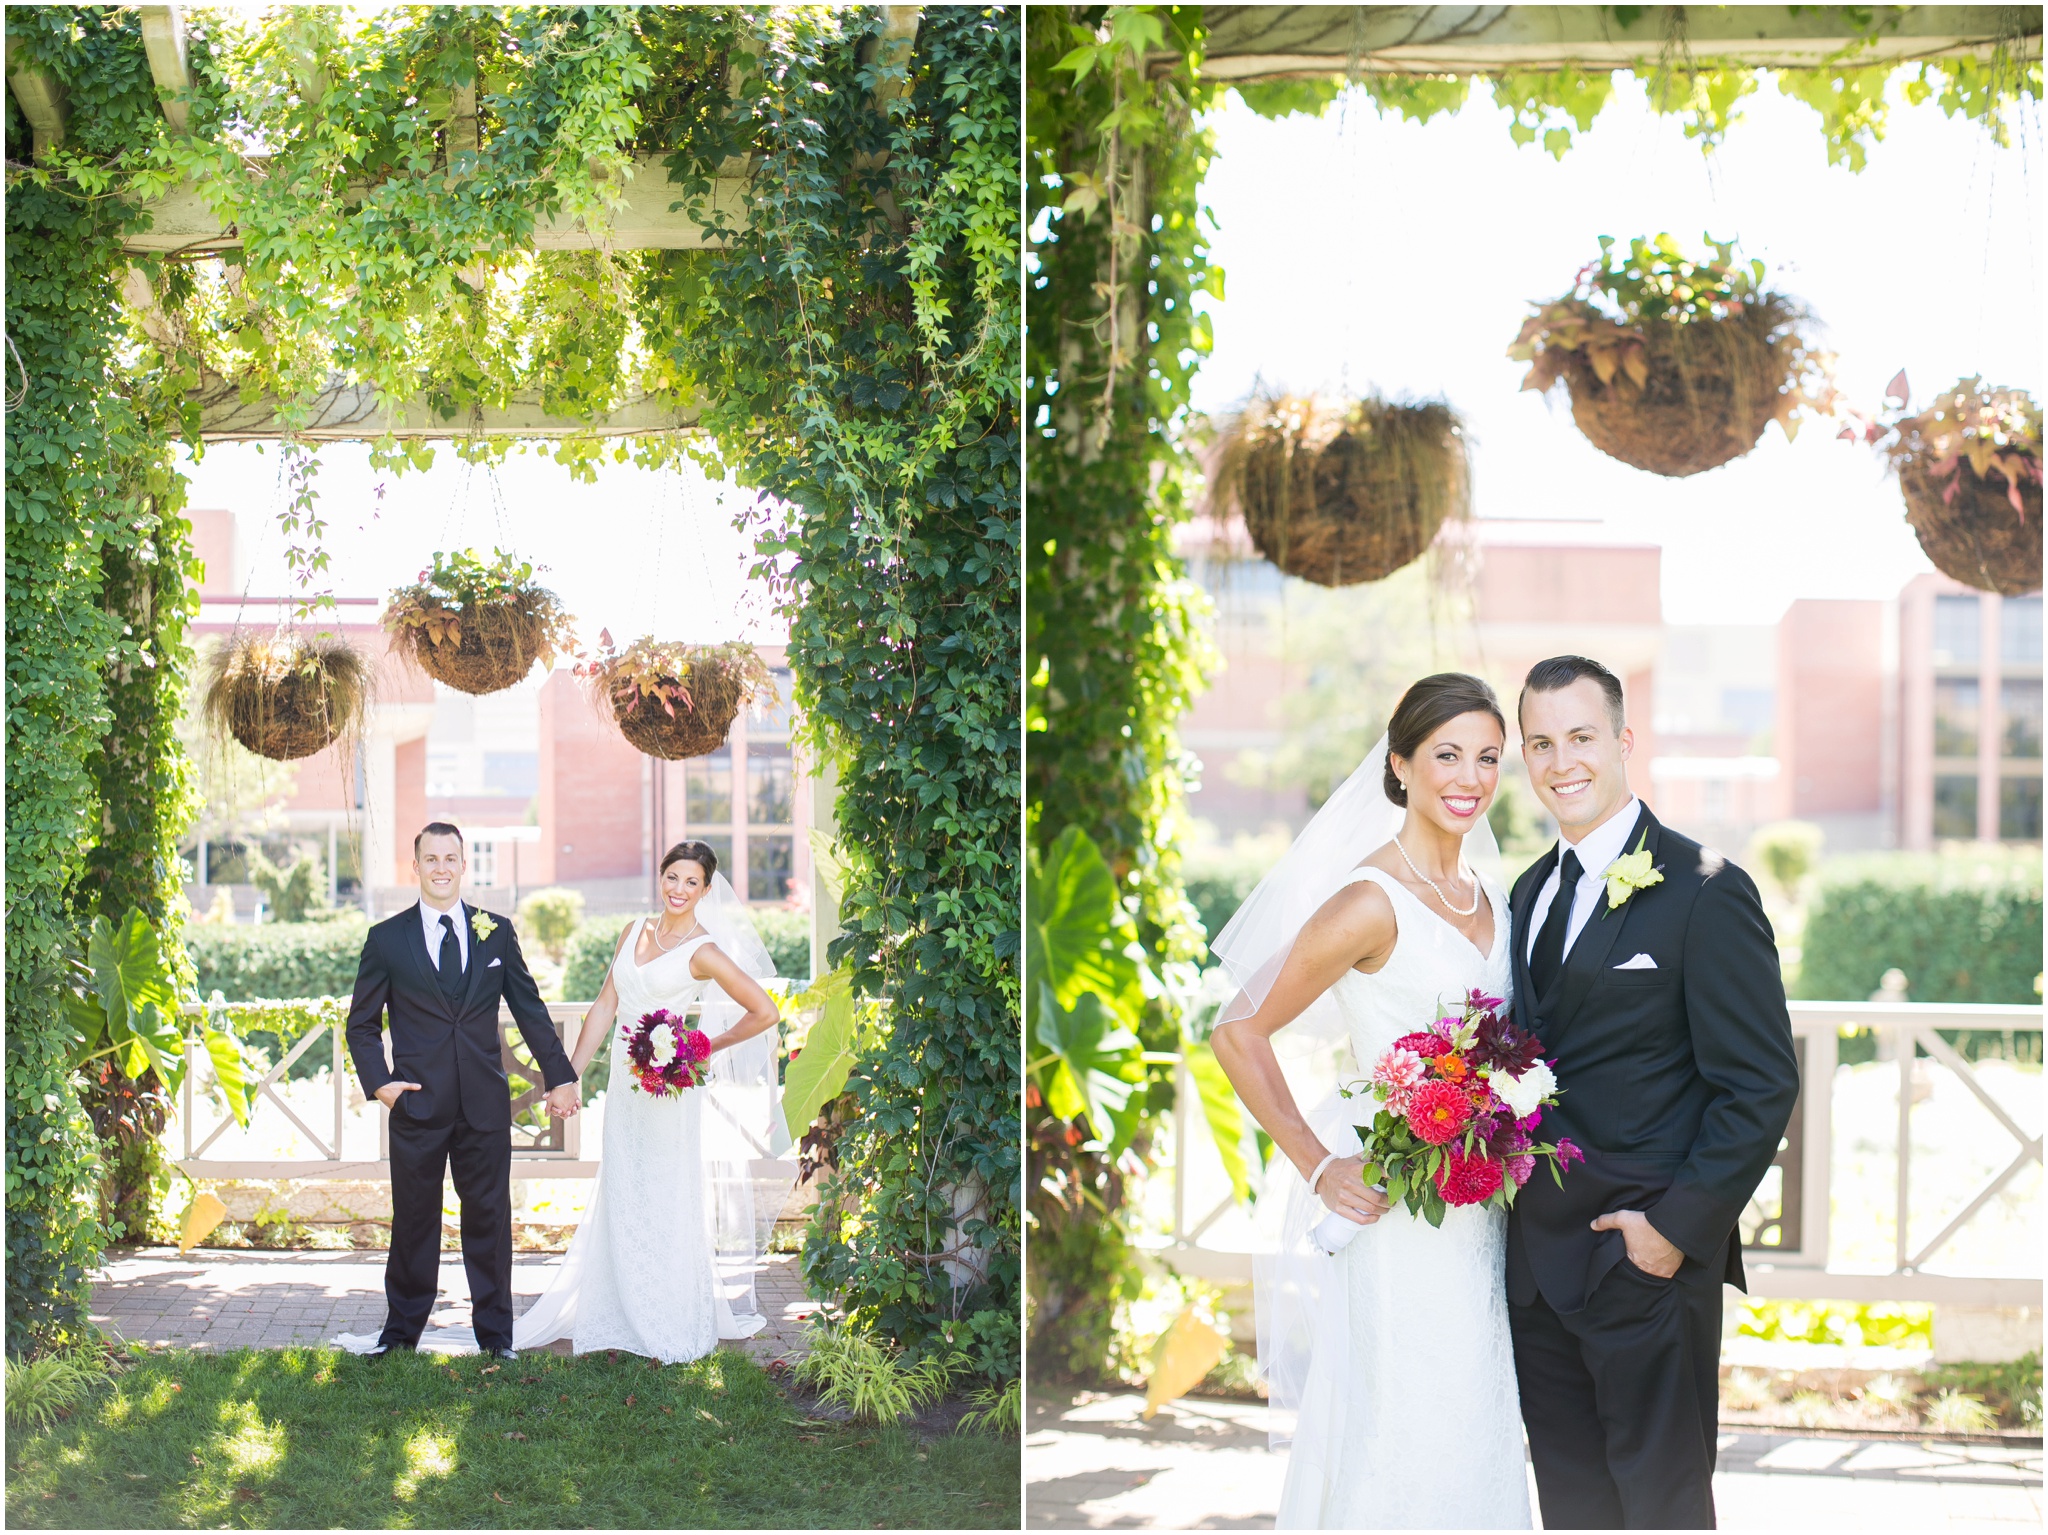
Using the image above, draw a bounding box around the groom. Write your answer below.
[1506,657,1799,1529]
[345,822,581,1358]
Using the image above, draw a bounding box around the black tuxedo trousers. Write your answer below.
[346,904,577,1351]
[1504,808,1799,1529]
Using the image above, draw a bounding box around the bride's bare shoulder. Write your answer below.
[1312,866,1397,936]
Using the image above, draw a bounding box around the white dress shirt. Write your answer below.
[1525,798,1645,965]
[421,899,469,973]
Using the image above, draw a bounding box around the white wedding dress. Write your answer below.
[1267,867,1532,1530]
[513,923,768,1361]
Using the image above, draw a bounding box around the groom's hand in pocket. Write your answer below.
[374,1081,421,1110]
[1318,1154,1392,1224]
[1591,1209,1683,1277]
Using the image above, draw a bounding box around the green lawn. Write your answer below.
[5,1346,1019,1529]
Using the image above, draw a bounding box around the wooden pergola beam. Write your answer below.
[1179,5,2041,81]
[122,157,751,255]
[138,4,192,134]
[193,378,703,442]
[5,39,67,157]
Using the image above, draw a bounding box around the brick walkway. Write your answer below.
[1025,1391,2045,1530]
[90,1246,819,1365]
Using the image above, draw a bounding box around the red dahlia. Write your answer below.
[1436,1148,1506,1206]
[1405,1080,1473,1145]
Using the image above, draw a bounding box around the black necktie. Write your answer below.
[437,913,463,999]
[1528,849,1584,1002]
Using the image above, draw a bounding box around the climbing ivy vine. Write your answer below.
[5,5,1019,1377]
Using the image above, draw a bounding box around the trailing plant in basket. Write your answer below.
[200,632,372,763]
[1508,233,1841,477]
[1850,373,2042,598]
[577,635,771,761]
[383,549,577,697]
[1204,391,1470,587]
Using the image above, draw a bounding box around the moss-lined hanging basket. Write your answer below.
[580,638,773,761]
[1879,378,2043,597]
[1206,393,1470,587]
[201,632,372,762]
[1509,234,1837,479]
[385,549,577,696]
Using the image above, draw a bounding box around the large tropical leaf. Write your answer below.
[201,1027,255,1127]
[782,964,861,1142]
[1182,1039,1252,1206]
[1034,987,1146,1154]
[124,999,187,1095]
[87,910,180,1038]
[1026,826,1145,1022]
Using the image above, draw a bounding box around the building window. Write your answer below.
[2001,595,2042,664]
[1933,594,1981,666]
[1933,775,1979,839]
[748,742,794,826]
[749,668,796,737]
[2005,679,2044,760]
[1933,678,1980,758]
[685,748,733,826]
[2000,778,2042,841]
[749,833,794,902]
[470,841,498,886]
[1702,778,1729,822]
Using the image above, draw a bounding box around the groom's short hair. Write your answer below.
[413,821,465,856]
[1520,655,1626,732]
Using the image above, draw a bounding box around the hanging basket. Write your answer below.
[385,552,576,697]
[1899,460,2043,597]
[201,632,371,762]
[583,640,772,761]
[1208,393,1470,587]
[1559,302,1800,478]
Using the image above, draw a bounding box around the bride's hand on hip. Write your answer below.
[1316,1154,1392,1223]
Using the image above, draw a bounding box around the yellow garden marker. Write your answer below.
[1142,1307,1228,1421]
[179,1191,229,1254]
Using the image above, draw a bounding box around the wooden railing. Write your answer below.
[1150,1002,2043,1307]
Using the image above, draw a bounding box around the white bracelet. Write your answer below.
[1307,1151,1342,1195]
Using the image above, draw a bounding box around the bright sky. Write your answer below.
[181,442,785,648]
[1191,73,2043,625]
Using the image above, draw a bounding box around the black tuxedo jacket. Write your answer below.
[1504,805,1799,1313]
[345,902,578,1132]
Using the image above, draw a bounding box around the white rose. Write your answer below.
[648,1022,677,1066]
[1492,1060,1556,1120]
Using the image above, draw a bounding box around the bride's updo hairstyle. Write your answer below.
[660,840,720,880]
[1382,673,1507,807]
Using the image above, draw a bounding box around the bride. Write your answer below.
[514,839,784,1362]
[1209,673,1532,1530]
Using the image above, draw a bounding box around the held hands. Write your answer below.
[1313,1152,1392,1225]
[374,1081,421,1109]
[1590,1208,1684,1278]
[544,1083,580,1120]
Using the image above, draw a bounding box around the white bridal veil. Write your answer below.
[1208,735,1498,1461]
[692,872,797,1332]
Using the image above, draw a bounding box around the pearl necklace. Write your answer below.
[650,916,705,952]
[1392,835,1480,917]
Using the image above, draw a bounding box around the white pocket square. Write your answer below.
[1614,953,1658,970]
[488,957,502,968]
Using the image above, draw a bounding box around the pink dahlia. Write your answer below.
[1406,1080,1473,1146]
[1436,1148,1506,1206]
[1370,1047,1428,1113]
[1390,1031,1449,1059]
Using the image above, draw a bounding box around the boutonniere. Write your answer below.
[470,909,499,942]
[1600,830,1664,914]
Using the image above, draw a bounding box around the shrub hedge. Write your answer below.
[185,917,368,1002]
[1797,852,2043,1005]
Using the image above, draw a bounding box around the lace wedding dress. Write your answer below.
[513,923,768,1362]
[1269,867,1532,1531]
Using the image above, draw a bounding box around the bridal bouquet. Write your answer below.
[1316,989,1583,1252]
[622,1008,711,1098]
